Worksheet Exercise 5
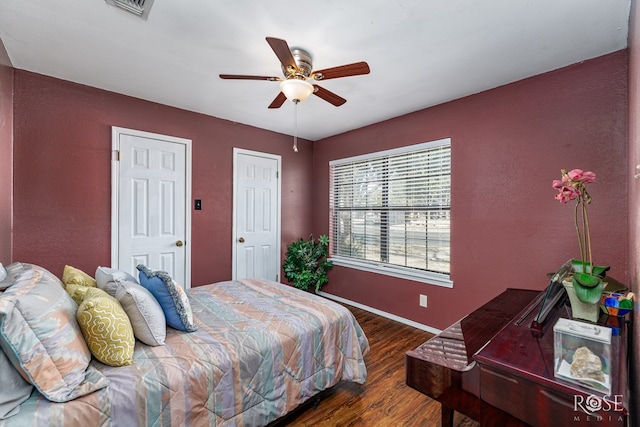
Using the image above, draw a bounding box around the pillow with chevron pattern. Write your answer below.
[73,287,135,367]
[0,263,107,403]
[0,341,32,419]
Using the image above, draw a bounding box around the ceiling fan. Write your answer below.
[220,37,370,108]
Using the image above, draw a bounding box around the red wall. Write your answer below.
[313,51,629,330]
[11,71,314,286]
[627,0,639,423]
[0,39,12,265]
[9,51,630,333]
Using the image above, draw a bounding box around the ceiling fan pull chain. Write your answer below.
[293,100,299,152]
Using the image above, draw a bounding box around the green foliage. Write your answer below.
[572,275,604,304]
[570,260,610,304]
[283,235,333,292]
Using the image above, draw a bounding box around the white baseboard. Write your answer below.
[317,291,442,335]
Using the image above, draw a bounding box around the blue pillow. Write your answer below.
[136,265,197,332]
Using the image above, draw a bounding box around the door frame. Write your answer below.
[111,126,193,288]
[232,148,282,281]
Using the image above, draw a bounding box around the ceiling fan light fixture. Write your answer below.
[279,79,314,103]
[221,37,369,108]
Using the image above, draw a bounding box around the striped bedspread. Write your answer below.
[1,279,369,427]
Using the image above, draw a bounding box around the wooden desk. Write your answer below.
[405,289,539,426]
[474,299,630,426]
[406,288,630,426]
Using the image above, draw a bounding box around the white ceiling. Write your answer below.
[0,0,631,141]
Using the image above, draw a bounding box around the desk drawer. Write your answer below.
[479,365,533,423]
[479,365,627,427]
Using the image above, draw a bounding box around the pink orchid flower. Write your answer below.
[567,169,596,184]
[552,168,602,305]
[552,178,573,189]
[553,169,594,203]
[554,186,580,203]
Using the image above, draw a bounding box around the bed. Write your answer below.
[0,263,369,426]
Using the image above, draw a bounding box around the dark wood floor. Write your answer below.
[281,304,479,427]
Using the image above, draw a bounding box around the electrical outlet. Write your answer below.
[419,294,428,307]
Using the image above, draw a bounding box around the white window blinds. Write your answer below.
[329,139,451,280]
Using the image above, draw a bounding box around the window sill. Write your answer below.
[328,257,453,288]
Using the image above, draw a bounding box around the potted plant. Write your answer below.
[283,234,333,293]
[552,169,608,321]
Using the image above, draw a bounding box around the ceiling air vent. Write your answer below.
[105,0,155,19]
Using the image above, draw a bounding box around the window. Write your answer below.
[329,138,451,287]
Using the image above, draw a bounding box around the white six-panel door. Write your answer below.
[233,149,281,281]
[112,127,192,288]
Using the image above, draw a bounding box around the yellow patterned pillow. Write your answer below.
[66,283,92,305]
[75,287,135,367]
[62,265,97,288]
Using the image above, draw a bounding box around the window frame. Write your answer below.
[328,138,452,288]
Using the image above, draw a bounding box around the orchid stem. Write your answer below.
[574,199,586,271]
[583,199,593,274]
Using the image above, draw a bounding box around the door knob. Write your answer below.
[176,240,184,247]
[238,237,245,243]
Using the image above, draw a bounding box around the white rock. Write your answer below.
[570,346,605,382]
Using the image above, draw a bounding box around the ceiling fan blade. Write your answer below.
[313,85,347,107]
[312,61,370,81]
[268,92,287,109]
[266,37,298,72]
[219,74,280,81]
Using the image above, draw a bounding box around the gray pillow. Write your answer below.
[0,262,19,291]
[115,281,166,346]
[95,266,138,297]
[0,348,33,419]
[0,262,30,422]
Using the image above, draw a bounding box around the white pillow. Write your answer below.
[115,281,166,346]
[95,266,138,297]
[0,264,7,283]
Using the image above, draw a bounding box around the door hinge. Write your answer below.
[276,273,279,282]
[276,171,279,179]
[113,150,120,161]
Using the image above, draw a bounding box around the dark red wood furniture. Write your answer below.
[405,289,539,426]
[406,288,630,426]
[475,293,629,426]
